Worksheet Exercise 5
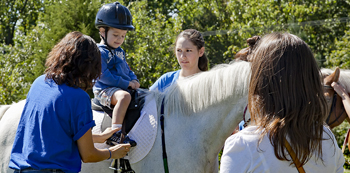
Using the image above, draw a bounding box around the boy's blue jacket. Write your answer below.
[93,44,138,92]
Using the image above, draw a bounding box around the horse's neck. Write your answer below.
[201,96,247,149]
[164,94,247,153]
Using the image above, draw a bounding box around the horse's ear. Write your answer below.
[334,67,340,82]
[327,67,340,83]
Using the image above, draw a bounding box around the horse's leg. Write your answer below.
[0,100,25,173]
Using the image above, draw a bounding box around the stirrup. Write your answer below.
[109,158,135,173]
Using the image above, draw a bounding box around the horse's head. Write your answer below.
[322,67,348,129]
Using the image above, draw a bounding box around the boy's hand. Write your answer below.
[128,81,136,89]
[132,80,140,89]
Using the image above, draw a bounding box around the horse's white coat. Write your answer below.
[0,61,252,173]
[0,100,25,173]
[89,61,252,173]
[0,104,11,120]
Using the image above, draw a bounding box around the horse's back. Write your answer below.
[0,100,26,173]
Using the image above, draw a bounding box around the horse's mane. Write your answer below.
[148,60,251,116]
[321,68,350,93]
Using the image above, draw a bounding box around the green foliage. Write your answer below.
[124,1,181,88]
[0,29,41,104]
[2,0,349,100]
[24,0,104,83]
[167,0,349,67]
[0,0,104,103]
[326,28,350,68]
[0,0,46,45]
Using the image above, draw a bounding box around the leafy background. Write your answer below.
[1,0,350,169]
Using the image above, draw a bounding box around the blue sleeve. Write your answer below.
[149,73,170,91]
[149,71,179,92]
[98,50,130,89]
[125,59,138,82]
[149,77,162,91]
[72,99,96,141]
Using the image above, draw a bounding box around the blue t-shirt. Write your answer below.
[149,70,180,92]
[9,75,95,173]
[93,44,138,92]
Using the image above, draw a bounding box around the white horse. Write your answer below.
[0,60,251,173]
[0,100,26,173]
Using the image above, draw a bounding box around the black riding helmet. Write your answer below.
[95,2,134,51]
[95,2,135,31]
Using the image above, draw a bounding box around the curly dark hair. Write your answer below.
[45,31,101,91]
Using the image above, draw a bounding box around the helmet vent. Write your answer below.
[126,15,131,25]
[115,4,126,24]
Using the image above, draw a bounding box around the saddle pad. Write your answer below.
[92,97,158,164]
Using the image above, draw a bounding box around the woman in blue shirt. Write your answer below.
[150,29,208,92]
[9,31,130,173]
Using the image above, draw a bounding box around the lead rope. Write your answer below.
[160,100,169,173]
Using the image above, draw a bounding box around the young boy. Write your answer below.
[93,2,140,137]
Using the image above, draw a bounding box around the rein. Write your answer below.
[324,85,345,127]
[160,100,169,173]
[242,105,250,127]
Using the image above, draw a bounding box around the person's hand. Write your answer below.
[110,143,131,159]
[99,127,119,142]
[128,81,136,89]
[332,82,349,100]
[132,80,140,89]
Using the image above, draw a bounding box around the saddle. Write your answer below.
[91,89,146,134]
[92,89,146,173]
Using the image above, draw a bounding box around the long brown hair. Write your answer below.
[175,29,208,71]
[45,31,101,91]
[248,32,329,166]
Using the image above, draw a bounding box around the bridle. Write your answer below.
[242,105,250,128]
[324,85,345,127]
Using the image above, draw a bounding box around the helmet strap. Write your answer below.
[100,27,115,56]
